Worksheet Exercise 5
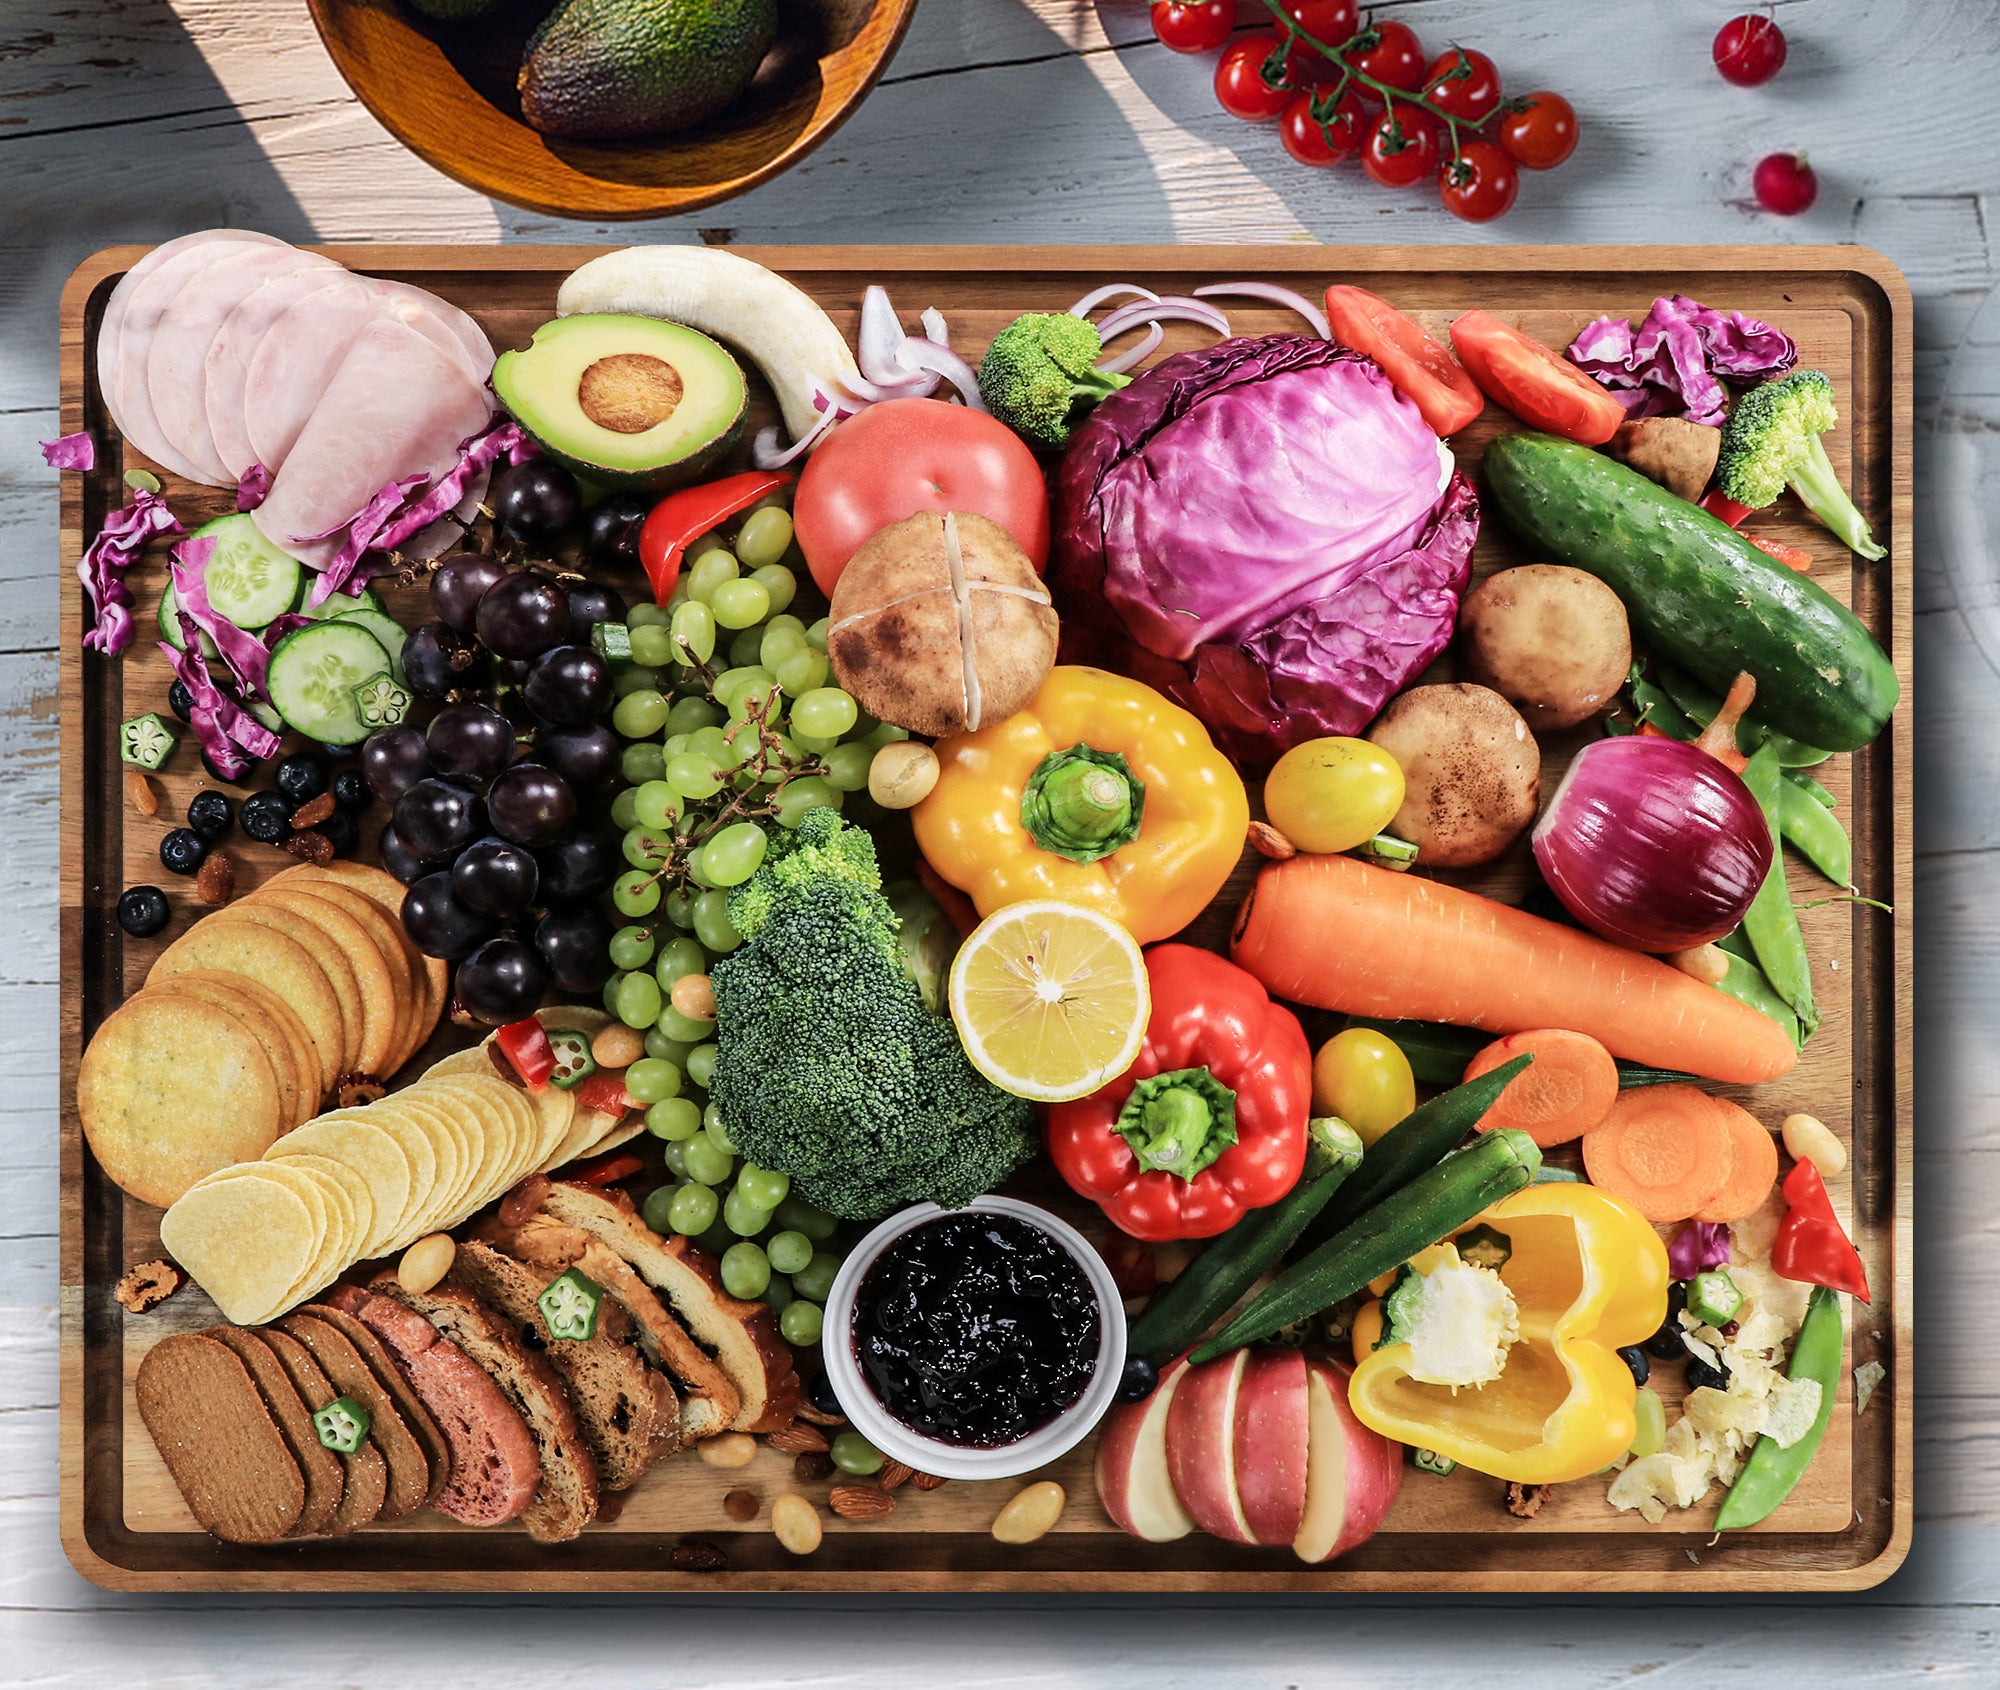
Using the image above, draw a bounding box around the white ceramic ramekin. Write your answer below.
[822,1195,1128,1482]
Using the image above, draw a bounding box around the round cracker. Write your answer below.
[148,918,345,1093]
[269,1111,412,1260]
[159,1171,319,1325]
[186,904,364,1078]
[148,971,306,1133]
[267,862,446,1067]
[176,968,325,1120]
[248,885,398,1078]
[285,880,422,1072]
[79,987,287,1207]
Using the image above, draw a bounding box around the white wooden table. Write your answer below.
[4,0,1996,1679]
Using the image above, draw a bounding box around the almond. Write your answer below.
[829,1484,896,1521]
[911,1471,948,1492]
[877,1460,914,1492]
[1247,820,1296,860]
[766,1422,830,1455]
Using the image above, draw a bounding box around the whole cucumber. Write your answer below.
[1481,432,1897,753]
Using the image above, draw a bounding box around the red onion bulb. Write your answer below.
[1532,736,1773,952]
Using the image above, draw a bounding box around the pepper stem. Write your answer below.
[1020,744,1146,864]
[1116,1066,1239,1182]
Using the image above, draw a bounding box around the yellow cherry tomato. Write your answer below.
[1312,1028,1416,1148]
[1263,737,1405,854]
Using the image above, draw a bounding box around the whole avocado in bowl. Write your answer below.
[518,0,780,140]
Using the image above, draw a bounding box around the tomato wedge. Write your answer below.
[1449,309,1627,446]
[1323,285,1484,437]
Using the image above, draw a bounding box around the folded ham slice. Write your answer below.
[253,318,494,574]
[205,267,358,483]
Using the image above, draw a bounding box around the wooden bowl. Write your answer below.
[308,0,918,221]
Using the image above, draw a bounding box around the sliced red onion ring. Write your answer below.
[1095,321,1163,376]
[858,284,923,384]
[1070,283,1160,320]
[898,337,987,411]
[827,368,935,406]
[753,405,841,469]
[1097,296,1233,342]
[1193,282,1330,339]
[921,307,950,348]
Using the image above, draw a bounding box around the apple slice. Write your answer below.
[1095,1358,1195,1543]
[1165,1349,1255,1545]
[1294,1356,1405,1564]
[1231,1348,1312,1547]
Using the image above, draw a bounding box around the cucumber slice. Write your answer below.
[156,584,218,658]
[329,606,409,688]
[266,622,392,747]
[249,698,285,736]
[294,580,386,619]
[191,513,303,629]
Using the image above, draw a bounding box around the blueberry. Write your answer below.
[240,791,293,845]
[317,807,359,857]
[805,1370,843,1418]
[117,885,171,938]
[1115,1354,1159,1403]
[167,680,195,723]
[186,789,234,841]
[331,768,372,813]
[1685,1356,1731,1393]
[200,750,249,787]
[275,751,330,805]
[159,828,207,876]
[1617,1345,1650,1386]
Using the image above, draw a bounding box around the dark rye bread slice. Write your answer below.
[541,1184,803,1432]
[135,1331,304,1544]
[207,1327,345,1538]
[476,1212,738,1443]
[297,1300,450,1488]
[260,1324,388,1536]
[447,1239,679,1491]
[369,1276,600,1544]
[322,1285,541,1530]
[280,1310,434,1521]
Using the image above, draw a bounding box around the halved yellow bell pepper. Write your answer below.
[1346,1183,1668,1484]
[912,666,1249,945]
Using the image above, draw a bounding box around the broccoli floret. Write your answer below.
[1717,369,1886,560]
[976,312,1132,450]
[709,813,1037,1220]
[1381,1244,1521,1390]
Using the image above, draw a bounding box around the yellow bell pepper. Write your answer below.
[912,666,1249,945]
[1346,1184,1668,1485]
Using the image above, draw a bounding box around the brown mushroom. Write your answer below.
[1366,683,1541,869]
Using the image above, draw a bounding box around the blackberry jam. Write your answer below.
[852,1212,1101,1449]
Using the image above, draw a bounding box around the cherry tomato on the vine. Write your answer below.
[1437,139,1520,222]
[1496,92,1578,170]
[1419,47,1502,122]
[1280,89,1367,166]
[1277,0,1360,49]
[1713,13,1787,86]
[1342,18,1426,93]
[1214,32,1295,121]
[1361,107,1441,188]
[1151,0,1233,56]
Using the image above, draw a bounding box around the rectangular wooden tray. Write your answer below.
[60,245,1912,1591]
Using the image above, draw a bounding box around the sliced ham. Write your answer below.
[253,318,493,571]
[147,245,339,487]
[98,230,285,483]
[205,267,358,482]
[325,1286,540,1529]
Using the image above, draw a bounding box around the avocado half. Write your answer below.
[493,314,747,492]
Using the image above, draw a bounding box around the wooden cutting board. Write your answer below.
[59,245,1912,1591]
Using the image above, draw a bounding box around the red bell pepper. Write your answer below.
[1747,534,1814,573]
[1046,944,1311,1242]
[494,1017,555,1092]
[1770,1158,1870,1303]
[574,1071,638,1118]
[569,1148,645,1188]
[1701,488,1755,527]
[638,470,793,603]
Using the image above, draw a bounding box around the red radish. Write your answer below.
[1714,14,1788,85]
[1754,151,1818,215]
[1293,1357,1404,1563]
[1094,1358,1195,1543]
[1164,1347,1257,1544]
[1229,1349,1314,1546]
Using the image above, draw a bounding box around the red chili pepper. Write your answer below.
[1770,1158,1870,1302]
[1045,944,1311,1242]
[638,470,793,603]
[1746,534,1814,573]
[1701,488,1755,527]
[574,1071,638,1117]
[570,1149,645,1188]
[493,1017,555,1092]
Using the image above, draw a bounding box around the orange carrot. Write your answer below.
[1694,1100,1780,1223]
[1464,1030,1620,1147]
[1230,855,1797,1085]
[1580,1086,1734,1223]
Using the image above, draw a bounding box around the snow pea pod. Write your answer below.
[1714,935,1805,1052]
[1741,745,1820,1034]
[1786,770,1836,808]
[1777,775,1852,886]
[1714,1286,1845,1529]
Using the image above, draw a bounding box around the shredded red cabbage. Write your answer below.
[78,487,182,656]
[237,462,272,512]
[1568,295,1797,426]
[373,415,525,554]
[1666,1220,1732,1280]
[171,535,279,702]
[161,619,282,777]
[261,612,312,649]
[42,432,95,472]
[298,472,429,606]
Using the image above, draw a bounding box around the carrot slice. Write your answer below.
[1581,1085,1735,1223]
[1464,1029,1620,1148]
[1693,1100,1780,1223]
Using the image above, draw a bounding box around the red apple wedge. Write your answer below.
[1293,1356,1404,1564]
[1230,1348,1313,1547]
[1094,1358,1195,1543]
[1165,1348,1256,1544]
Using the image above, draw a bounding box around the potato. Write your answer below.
[1366,683,1540,869]
[1457,565,1632,732]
